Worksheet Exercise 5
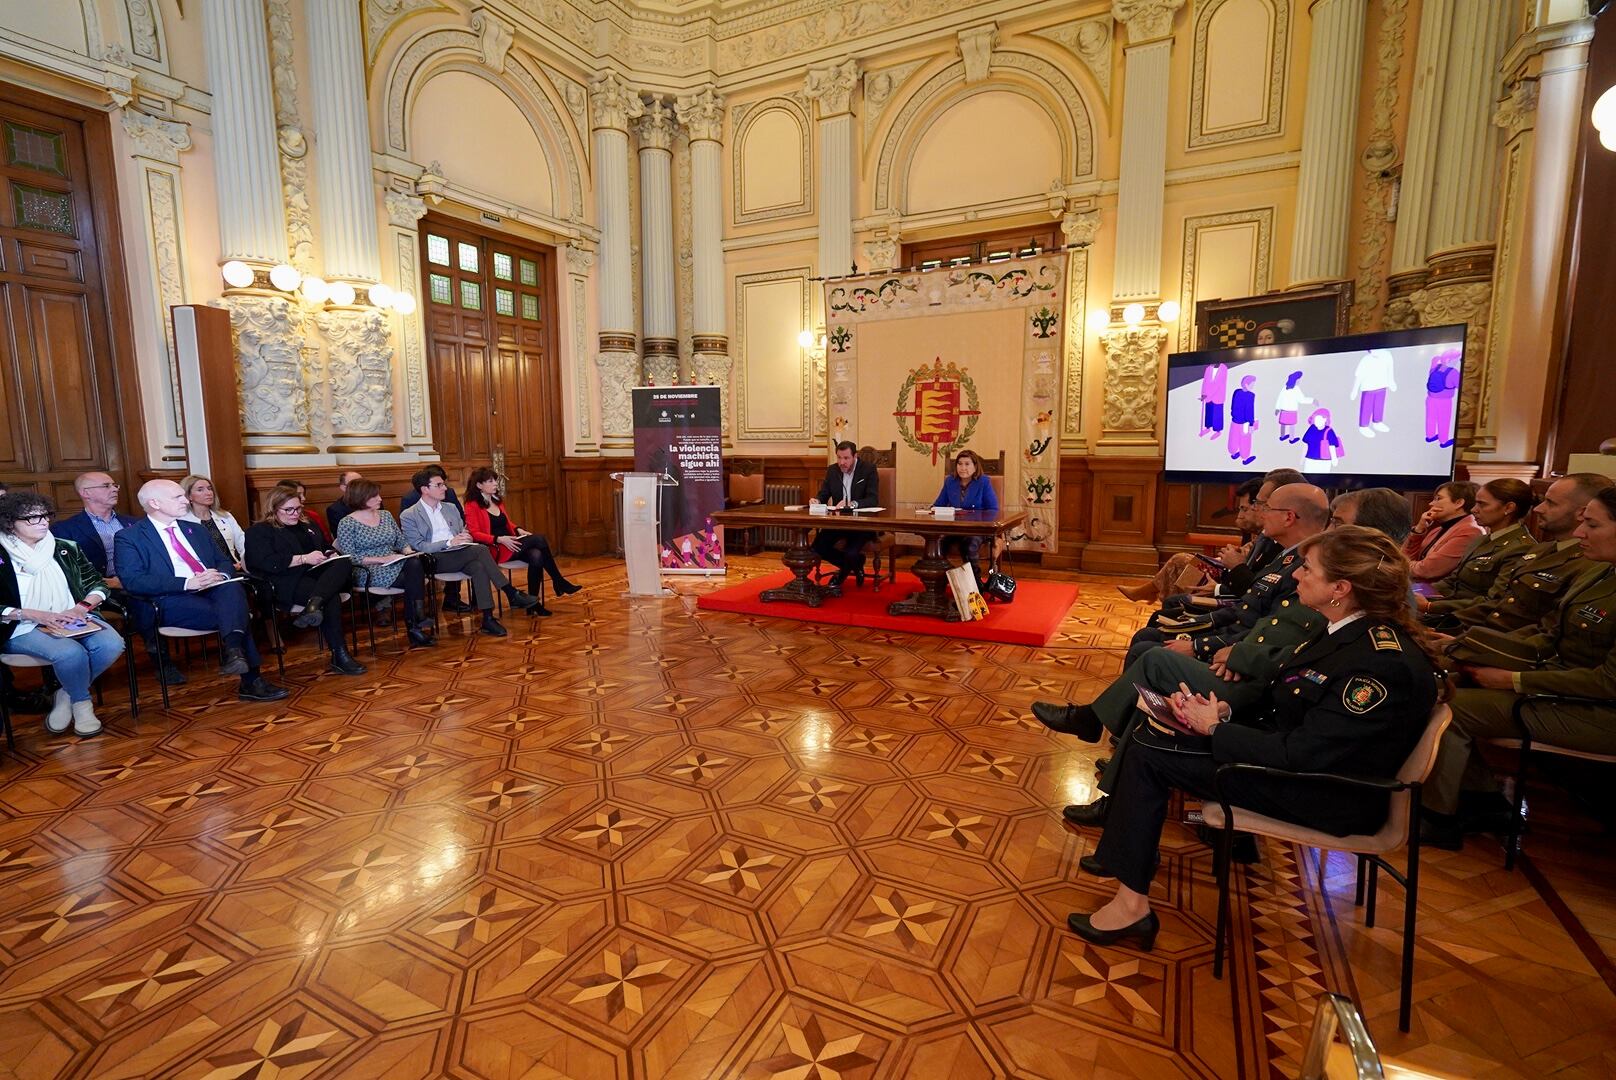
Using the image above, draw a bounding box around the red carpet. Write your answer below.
[697,569,1079,646]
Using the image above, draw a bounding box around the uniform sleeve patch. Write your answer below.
[1370,625,1402,651]
[1343,676,1388,714]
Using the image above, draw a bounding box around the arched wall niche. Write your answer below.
[732,96,811,224]
[872,52,1097,216]
[1188,0,1289,147]
[904,87,1065,215]
[0,0,103,61]
[380,26,586,222]
[410,66,555,214]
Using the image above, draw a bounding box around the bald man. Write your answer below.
[114,480,287,702]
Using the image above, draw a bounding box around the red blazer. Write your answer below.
[464,499,518,562]
[1403,514,1486,582]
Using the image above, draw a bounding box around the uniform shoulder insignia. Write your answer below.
[1281,554,1296,564]
[1370,625,1402,651]
[1343,676,1388,714]
[1521,553,1537,561]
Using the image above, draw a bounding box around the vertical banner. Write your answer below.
[633,385,727,574]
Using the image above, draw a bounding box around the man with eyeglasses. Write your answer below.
[114,479,288,702]
[55,471,186,686]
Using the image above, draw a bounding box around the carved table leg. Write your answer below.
[760,527,832,607]
[888,534,959,620]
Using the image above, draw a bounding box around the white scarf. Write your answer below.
[2,531,72,637]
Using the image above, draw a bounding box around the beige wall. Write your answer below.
[0,0,1584,478]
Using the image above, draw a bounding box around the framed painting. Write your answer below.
[1194,281,1354,351]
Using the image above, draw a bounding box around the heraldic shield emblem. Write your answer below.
[892,357,982,464]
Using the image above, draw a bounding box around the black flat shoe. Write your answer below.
[1063,797,1110,828]
[292,599,324,629]
[238,677,290,703]
[506,590,540,610]
[1030,701,1104,742]
[1066,910,1159,950]
[530,605,553,617]
[480,616,508,637]
[1078,854,1114,878]
[553,580,582,596]
[218,647,250,677]
[443,598,475,613]
[328,653,367,676]
[407,628,437,648]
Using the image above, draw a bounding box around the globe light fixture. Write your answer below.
[300,276,329,304]
[328,280,357,307]
[367,282,394,309]
[1122,302,1146,327]
[221,260,254,289]
[392,292,418,315]
[1592,84,1616,136]
[1086,307,1110,333]
[1157,299,1181,322]
[268,263,302,292]
[798,329,815,349]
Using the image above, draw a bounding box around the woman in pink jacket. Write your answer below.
[1402,481,1486,582]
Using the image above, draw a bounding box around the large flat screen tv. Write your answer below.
[1163,324,1466,489]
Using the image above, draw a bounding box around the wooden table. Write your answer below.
[711,504,1027,620]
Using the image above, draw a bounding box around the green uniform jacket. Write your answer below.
[1515,565,1616,700]
[1224,603,1329,679]
[1432,523,1535,604]
[1426,539,1592,634]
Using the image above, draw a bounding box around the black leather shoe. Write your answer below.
[1030,701,1104,742]
[553,579,582,596]
[443,598,475,613]
[1078,854,1115,878]
[1063,797,1110,828]
[328,651,367,676]
[219,647,250,677]
[530,605,553,617]
[238,677,290,702]
[506,589,540,610]
[407,627,437,648]
[1066,910,1159,950]
[292,598,324,629]
[828,570,849,594]
[480,615,508,637]
[148,652,188,685]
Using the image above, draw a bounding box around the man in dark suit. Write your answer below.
[326,470,363,536]
[115,479,288,702]
[55,471,185,684]
[812,441,880,589]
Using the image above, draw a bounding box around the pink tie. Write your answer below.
[165,526,208,574]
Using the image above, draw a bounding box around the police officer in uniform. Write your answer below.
[1422,485,1616,849]
[1117,484,1330,668]
[1422,473,1608,634]
[1065,528,1442,950]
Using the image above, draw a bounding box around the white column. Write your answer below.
[677,86,733,442]
[384,189,436,459]
[1388,0,1454,277]
[805,59,860,279]
[638,94,679,384]
[202,0,286,268]
[304,0,380,285]
[1108,1,1183,301]
[1288,0,1369,286]
[592,74,643,450]
[1426,0,1512,257]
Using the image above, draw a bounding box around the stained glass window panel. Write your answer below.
[458,242,479,273]
[495,288,514,317]
[426,234,450,265]
[429,274,451,304]
[4,123,66,176]
[493,253,513,280]
[519,259,537,286]
[10,183,72,235]
[460,280,481,310]
[521,294,539,321]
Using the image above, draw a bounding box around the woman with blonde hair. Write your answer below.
[180,474,246,569]
[1066,526,1443,950]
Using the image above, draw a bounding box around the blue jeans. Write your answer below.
[3,619,125,703]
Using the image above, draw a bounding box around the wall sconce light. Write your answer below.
[392,292,418,315]
[268,263,302,292]
[1122,302,1145,327]
[1594,84,1616,151]
[220,260,254,289]
[300,276,329,304]
[1157,299,1181,322]
[1086,307,1110,333]
[367,283,394,308]
[327,281,357,307]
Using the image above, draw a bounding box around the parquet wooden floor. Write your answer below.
[1,555,1613,1079]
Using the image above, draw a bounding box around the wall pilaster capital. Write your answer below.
[591,73,645,132]
[121,107,191,165]
[675,86,725,143]
[1494,77,1539,138]
[804,58,860,118]
[470,6,515,74]
[959,24,997,85]
[566,241,597,273]
[384,189,428,228]
[636,94,678,152]
[1112,0,1186,45]
[1062,208,1101,247]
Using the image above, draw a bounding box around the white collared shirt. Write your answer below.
[1326,611,1367,635]
[422,501,453,544]
[841,469,854,505]
[156,520,208,577]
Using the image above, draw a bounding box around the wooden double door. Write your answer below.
[0,84,139,507]
[420,214,563,542]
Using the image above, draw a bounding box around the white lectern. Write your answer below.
[613,472,677,596]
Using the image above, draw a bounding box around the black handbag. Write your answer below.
[981,558,1017,603]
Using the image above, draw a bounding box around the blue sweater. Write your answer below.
[933,474,1000,513]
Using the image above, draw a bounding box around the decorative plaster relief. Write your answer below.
[315,309,395,436]
[591,71,645,131]
[1099,325,1169,440]
[691,352,734,437]
[1493,78,1538,138]
[392,232,431,443]
[1032,17,1112,104]
[1113,0,1188,45]
[266,0,313,272]
[144,167,188,446]
[1062,207,1101,248]
[1352,0,1410,332]
[862,60,927,143]
[675,86,724,143]
[1176,207,1274,350]
[803,58,860,118]
[121,107,190,165]
[959,25,997,85]
[217,295,310,438]
[471,6,515,73]
[637,93,678,151]
[596,351,640,446]
[1062,246,1090,446]
[1410,281,1491,450]
[127,0,161,64]
[543,63,590,136]
[1188,0,1289,148]
[365,0,442,65]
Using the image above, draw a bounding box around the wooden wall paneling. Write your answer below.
[1080,457,1162,573]
[1046,453,1091,569]
[560,455,615,555]
[170,304,246,515]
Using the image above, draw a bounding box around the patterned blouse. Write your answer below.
[335,511,410,590]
